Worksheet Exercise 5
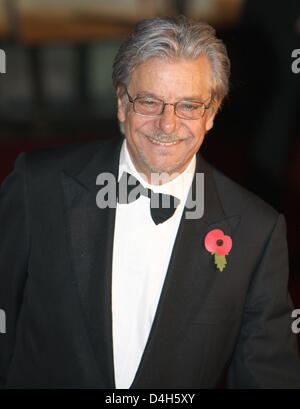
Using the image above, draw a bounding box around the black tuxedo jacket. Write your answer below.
[0,136,300,388]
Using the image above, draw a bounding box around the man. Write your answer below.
[0,16,299,389]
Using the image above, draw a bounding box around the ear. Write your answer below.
[205,99,221,132]
[117,88,126,123]
[205,110,216,132]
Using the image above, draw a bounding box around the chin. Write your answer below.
[148,162,182,176]
[138,150,185,175]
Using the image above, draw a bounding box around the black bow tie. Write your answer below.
[117,172,180,225]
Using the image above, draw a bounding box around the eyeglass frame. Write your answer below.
[125,88,212,120]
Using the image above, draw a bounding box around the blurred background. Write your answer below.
[0,0,299,359]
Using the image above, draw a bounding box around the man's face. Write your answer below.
[117,56,218,182]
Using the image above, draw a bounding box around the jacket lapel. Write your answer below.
[61,137,123,388]
[130,154,240,388]
[61,137,240,388]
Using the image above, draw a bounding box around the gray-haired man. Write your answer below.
[0,16,299,388]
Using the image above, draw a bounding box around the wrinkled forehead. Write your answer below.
[128,56,213,101]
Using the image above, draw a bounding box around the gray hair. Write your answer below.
[112,15,230,133]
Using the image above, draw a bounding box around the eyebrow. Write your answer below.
[135,91,160,99]
[135,91,207,102]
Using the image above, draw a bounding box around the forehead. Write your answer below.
[129,56,212,99]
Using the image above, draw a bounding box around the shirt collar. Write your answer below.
[118,138,196,202]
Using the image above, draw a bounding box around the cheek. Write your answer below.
[185,123,206,143]
[128,117,158,137]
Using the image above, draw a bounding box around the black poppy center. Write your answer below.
[216,239,223,246]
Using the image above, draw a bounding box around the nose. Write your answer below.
[158,104,178,135]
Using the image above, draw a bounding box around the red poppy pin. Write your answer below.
[204,229,232,272]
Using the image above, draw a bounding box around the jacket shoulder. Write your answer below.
[210,162,280,226]
[23,138,119,177]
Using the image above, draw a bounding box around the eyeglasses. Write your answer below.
[126,89,211,120]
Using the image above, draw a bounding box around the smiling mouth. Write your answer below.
[146,135,182,146]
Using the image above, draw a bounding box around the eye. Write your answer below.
[139,99,159,106]
[135,98,162,113]
[180,102,200,111]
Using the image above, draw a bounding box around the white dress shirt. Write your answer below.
[111,139,196,389]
